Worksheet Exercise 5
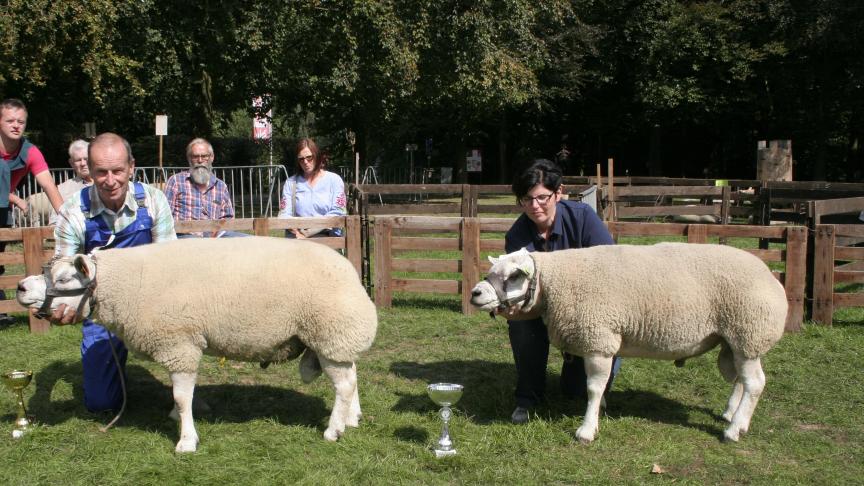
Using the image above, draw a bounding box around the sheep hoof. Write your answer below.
[575,426,596,444]
[323,427,342,441]
[175,437,199,453]
[723,427,740,442]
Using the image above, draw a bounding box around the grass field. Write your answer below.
[0,292,862,485]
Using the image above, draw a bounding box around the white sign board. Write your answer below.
[466,149,482,172]
[155,115,168,136]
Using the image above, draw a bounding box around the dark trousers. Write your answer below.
[508,318,621,408]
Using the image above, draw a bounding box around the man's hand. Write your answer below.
[32,304,81,326]
[9,194,27,212]
[290,229,308,239]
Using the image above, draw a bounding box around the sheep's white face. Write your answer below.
[470,249,536,313]
[16,256,96,315]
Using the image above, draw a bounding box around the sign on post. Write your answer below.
[155,115,168,183]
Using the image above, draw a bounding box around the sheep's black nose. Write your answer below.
[17,283,26,292]
[471,289,482,297]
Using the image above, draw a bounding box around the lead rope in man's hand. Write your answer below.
[99,334,127,433]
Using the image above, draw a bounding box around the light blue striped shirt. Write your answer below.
[54,182,177,257]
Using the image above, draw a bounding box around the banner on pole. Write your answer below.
[252,97,272,141]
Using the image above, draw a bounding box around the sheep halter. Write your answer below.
[496,266,539,312]
[34,263,97,320]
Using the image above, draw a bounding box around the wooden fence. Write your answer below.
[2,216,362,334]
[372,216,807,331]
[811,224,864,325]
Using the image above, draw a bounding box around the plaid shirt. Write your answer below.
[54,182,177,257]
[163,171,235,221]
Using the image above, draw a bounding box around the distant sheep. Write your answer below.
[17,237,378,452]
[470,243,787,443]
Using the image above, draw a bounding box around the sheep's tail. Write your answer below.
[99,336,127,433]
[299,348,322,384]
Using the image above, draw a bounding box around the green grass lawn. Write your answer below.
[0,298,862,485]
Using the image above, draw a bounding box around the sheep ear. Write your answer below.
[73,255,91,279]
[488,255,501,265]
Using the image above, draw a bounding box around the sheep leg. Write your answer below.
[717,343,742,422]
[346,362,362,428]
[575,355,613,444]
[723,356,765,442]
[171,371,199,453]
[319,356,357,441]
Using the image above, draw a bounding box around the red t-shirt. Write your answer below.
[1,141,49,190]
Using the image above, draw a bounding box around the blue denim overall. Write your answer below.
[80,183,152,412]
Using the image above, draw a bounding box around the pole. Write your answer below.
[158,135,164,183]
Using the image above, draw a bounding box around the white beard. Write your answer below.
[190,165,212,186]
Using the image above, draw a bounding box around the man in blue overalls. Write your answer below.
[46,133,176,412]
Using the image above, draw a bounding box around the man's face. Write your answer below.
[188,143,213,185]
[0,107,27,143]
[69,149,89,179]
[90,142,133,211]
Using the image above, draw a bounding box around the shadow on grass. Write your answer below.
[23,360,330,441]
[390,295,462,313]
[394,425,429,444]
[389,359,726,439]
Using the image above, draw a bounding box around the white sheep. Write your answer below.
[470,243,787,443]
[17,236,378,452]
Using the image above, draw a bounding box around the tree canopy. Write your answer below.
[1,0,862,181]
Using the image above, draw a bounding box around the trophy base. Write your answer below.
[434,448,457,458]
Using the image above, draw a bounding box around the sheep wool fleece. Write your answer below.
[89,237,377,373]
[532,242,787,360]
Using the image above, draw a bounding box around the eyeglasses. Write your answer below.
[191,153,212,160]
[519,192,555,206]
[297,155,314,163]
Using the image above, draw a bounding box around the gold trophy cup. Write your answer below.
[2,370,33,438]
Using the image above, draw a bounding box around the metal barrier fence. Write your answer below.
[13,165,290,227]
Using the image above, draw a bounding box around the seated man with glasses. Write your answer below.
[501,158,622,424]
[164,138,247,237]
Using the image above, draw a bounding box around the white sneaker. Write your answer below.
[511,406,529,424]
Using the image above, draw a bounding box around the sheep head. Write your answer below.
[16,255,98,319]
[470,248,539,317]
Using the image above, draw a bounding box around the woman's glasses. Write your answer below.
[519,193,555,206]
[297,155,314,162]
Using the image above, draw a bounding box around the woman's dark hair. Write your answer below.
[511,158,563,199]
[296,137,324,172]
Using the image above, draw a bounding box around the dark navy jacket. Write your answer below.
[505,199,613,254]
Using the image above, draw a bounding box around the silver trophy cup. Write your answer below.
[427,383,464,458]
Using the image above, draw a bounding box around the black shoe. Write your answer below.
[511,406,530,424]
[0,314,17,328]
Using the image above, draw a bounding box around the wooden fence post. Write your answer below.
[373,218,393,307]
[345,215,362,277]
[783,226,807,332]
[23,227,50,334]
[720,185,731,224]
[460,184,476,217]
[461,217,480,314]
[253,217,270,236]
[811,224,835,325]
[687,224,708,243]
